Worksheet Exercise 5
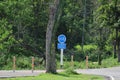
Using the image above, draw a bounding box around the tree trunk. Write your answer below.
[118,37,120,62]
[98,29,102,65]
[118,49,120,62]
[113,28,119,59]
[113,39,117,58]
[116,28,120,62]
[46,0,59,73]
[98,51,102,65]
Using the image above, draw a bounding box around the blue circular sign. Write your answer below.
[58,34,66,43]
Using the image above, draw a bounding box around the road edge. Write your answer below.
[108,75,114,80]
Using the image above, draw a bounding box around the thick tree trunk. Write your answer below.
[46,0,59,73]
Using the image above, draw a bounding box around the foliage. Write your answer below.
[0,0,120,69]
[74,44,98,61]
[65,67,78,75]
[63,57,120,69]
[0,19,14,53]
[0,56,45,70]
[0,55,120,70]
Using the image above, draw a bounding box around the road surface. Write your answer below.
[0,70,45,78]
[0,67,120,80]
[76,66,120,80]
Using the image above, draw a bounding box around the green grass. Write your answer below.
[88,57,120,68]
[62,57,120,69]
[0,72,104,80]
[1,56,120,70]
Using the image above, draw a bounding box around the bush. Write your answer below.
[74,44,98,61]
[16,56,31,70]
[0,55,45,70]
[0,54,13,70]
[65,67,78,75]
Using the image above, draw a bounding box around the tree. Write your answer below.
[46,0,60,73]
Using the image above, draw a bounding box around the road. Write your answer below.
[0,67,120,80]
[0,70,45,78]
[0,70,64,78]
[76,66,120,80]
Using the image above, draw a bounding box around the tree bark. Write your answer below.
[98,51,102,65]
[116,28,120,62]
[98,28,102,65]
[46,0,59,73]
[118,48,120,62]
[118,34,120,62]
[113,39,117,58]
[113,28,118,58]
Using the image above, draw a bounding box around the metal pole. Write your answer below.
[60,49,63,68]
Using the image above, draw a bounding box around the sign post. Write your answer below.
[60,49,63,67]
[57,34,66,68]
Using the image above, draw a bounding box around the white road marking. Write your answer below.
[109,75,115,80]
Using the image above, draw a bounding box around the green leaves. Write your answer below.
[0,19,14,53]
[0,19,12,41]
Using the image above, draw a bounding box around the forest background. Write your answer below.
[0,0,120,71]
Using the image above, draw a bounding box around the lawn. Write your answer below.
[0,73,104,80]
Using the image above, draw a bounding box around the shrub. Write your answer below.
[74,44,98,61]
[65,67,78,75]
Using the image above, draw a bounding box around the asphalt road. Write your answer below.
[0,70,45,78]
[76,66,120,80]
[0,67,120,80]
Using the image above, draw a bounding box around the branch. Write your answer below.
[20,42,45,58]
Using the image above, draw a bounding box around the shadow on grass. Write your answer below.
[55,73,70,77]
[54,71,80,78]
[91,77,99,80]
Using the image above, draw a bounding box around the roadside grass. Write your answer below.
[62,57,120,69]
[0,57,118,80]
[1,56,120,70]
[0,72,104,80]
[88,57,120,68]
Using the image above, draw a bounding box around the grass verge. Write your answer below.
[62,57,120,69]
[0,72,104,80]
